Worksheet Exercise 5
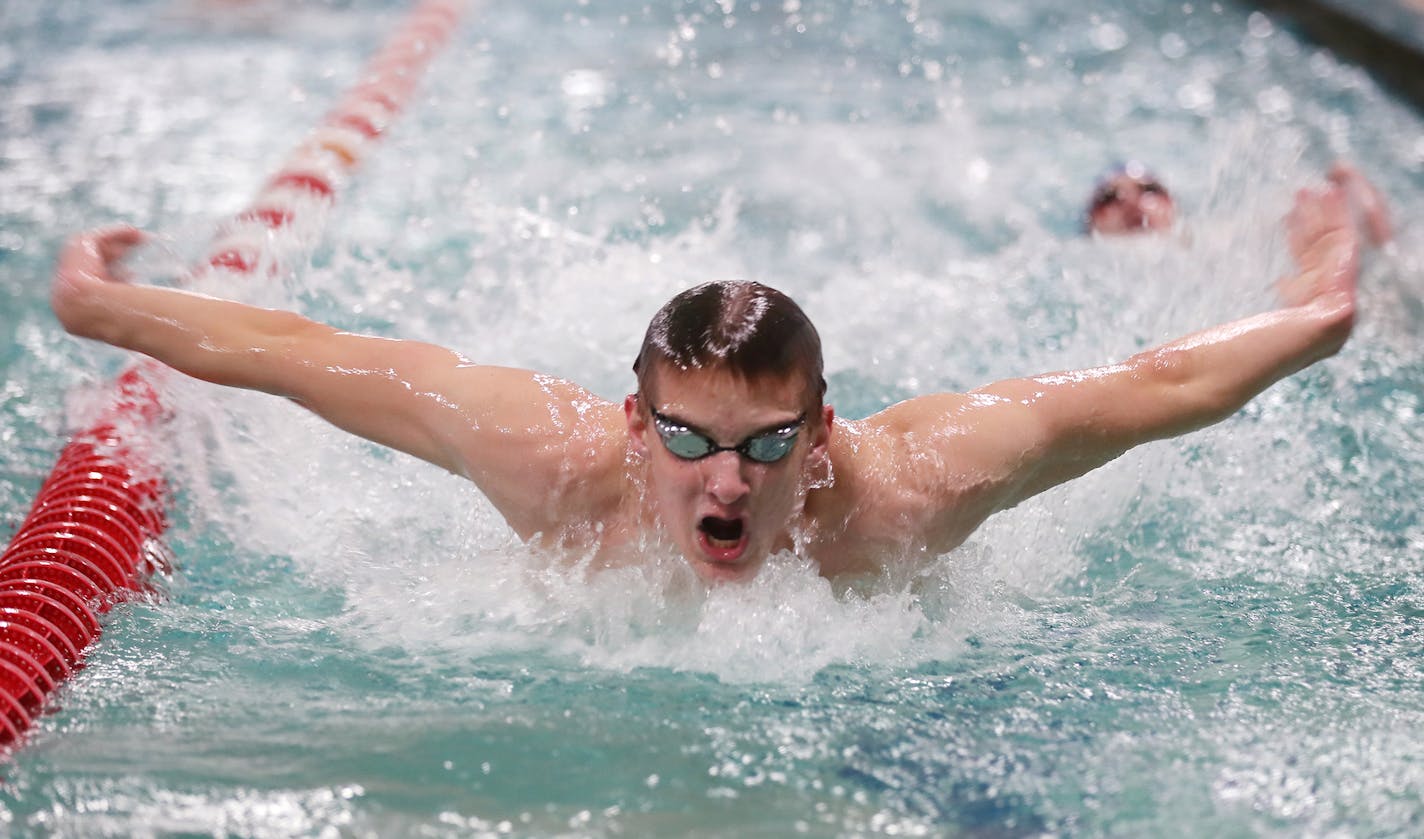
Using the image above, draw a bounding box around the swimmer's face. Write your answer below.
[1087,173,1176,235]
[625,364,833,583]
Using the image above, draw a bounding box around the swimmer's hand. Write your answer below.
[1328,160,1392,247]
[1278,183,1359,316]
[51,226,146,340]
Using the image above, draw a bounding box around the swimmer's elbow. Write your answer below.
[264,310,333,351]
[1148,291,1356,429]
[1032,351,1227,460]
[1137,347,1241,433]
[204,311,336,396]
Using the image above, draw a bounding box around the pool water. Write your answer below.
[3,0,1423,835]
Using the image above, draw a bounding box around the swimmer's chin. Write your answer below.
[688,554,765,584]
[528,520,770,584]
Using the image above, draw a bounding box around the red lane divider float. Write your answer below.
[0,0,467,751]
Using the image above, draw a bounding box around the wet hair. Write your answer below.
[633,280,826,408]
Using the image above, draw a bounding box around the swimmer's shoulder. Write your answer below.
[818,393,1031,554]
[455,383,630,538]
[816,411,950,544]
[831,391,994,474]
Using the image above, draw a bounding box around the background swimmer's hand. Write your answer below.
[51,226,145,339]
[1278,184,1359,311]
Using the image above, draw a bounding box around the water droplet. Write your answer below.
[1247,11,1274,39]
[1091,22,1128,52]
[1159,32,1188,59]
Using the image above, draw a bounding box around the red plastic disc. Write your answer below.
[0,587,97,649]
[0,578,102,637]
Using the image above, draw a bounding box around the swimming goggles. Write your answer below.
[1089,177,1169,212]
[650,409,806,463]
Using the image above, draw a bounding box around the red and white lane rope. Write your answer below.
[0,0,466,750]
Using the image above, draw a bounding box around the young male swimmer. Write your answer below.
[52,177,1378,583]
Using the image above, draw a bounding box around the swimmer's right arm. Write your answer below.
[50,227,623,536]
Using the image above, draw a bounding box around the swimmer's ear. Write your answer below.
[624,394,650,456]
[809,404,834,462]
[802,405,836,490]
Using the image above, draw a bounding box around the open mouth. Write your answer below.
[697,515,748,562]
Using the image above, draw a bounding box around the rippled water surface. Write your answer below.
[2,0,1423,835]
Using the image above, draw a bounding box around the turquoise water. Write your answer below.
[3,0,1424,835]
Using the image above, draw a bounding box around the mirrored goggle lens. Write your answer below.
[742,430,799,462]
[662,430,716,459]
[656,425,800,463]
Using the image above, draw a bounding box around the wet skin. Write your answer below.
[50,180,1371,585]
[624,366,833,583]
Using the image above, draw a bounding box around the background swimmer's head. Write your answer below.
[633,280,827,411]
[1085,161,1176,235]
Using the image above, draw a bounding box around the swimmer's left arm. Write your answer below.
[976,291,1354,504]
[896,182,1363,548]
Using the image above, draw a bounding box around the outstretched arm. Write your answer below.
[51,227,624,536]
[881,180,1366,550]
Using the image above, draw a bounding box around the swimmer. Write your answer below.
[1085,161,1175,235]
[1085,158,1392,242]
[50,174,1382,583]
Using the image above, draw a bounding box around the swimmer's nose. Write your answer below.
[702,451,751,505]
